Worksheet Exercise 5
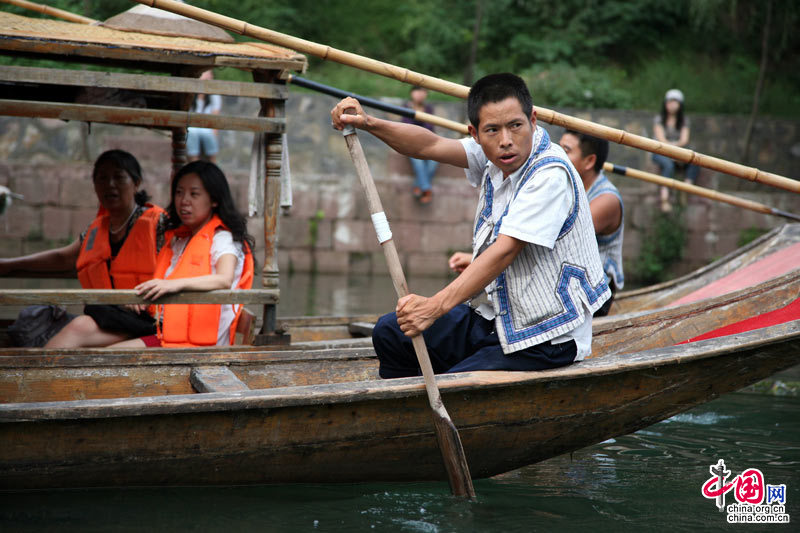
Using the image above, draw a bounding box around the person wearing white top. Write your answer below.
[163,229,245,345]
[331,73,609,378]
[108,161,254,349]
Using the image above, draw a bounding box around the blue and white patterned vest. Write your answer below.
[472,127,610,353]
[586,171,625,290]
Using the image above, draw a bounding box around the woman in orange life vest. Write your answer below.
[0,150,167,347]
[110,161,254,348]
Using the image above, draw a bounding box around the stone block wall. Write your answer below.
[1,91,798,285]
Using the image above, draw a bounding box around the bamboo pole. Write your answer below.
[0,0,96,24]
[290,75,800,222]
[604,163,800,222]
[136,0,800,194]
[341,111,475,499]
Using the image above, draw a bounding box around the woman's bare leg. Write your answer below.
[44,315,129,348]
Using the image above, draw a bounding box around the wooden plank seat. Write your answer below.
[347,321,375,337]
[189,366,250,393]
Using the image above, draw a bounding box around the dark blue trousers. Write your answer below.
[372,304,577,379]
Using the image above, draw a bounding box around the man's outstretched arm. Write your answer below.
[331,97,469,168]
[396,235,526,337]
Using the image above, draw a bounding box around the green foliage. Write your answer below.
[633,207,688,285]
[737,227,769,248]
[2,0,798,116]
[307,209,325,247]
[2,0,129,20]
[522,64,633,109]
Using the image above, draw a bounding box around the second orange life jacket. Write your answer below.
[154,215,254,347]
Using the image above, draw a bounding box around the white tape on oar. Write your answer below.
[371,212,392,243]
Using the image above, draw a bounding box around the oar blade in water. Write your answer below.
[431,408,476,499]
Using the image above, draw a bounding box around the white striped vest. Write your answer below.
[472,127,610,353]
[586,171,625,290]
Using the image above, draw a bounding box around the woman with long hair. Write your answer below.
[111,161,254,348]
[652,89,700,212]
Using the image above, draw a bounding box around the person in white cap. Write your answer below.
[652,88,699,212]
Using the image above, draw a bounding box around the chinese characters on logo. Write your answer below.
[701,459,790,524]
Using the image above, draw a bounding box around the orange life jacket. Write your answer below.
[76,204,164,289]
[154,215,254,347]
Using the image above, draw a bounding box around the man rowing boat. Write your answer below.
[331,73,610,377]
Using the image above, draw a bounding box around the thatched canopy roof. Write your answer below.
[102,4,235,44]
[0,11,306,72]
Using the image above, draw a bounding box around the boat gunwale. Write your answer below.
[0,346,378,368]
[1,319,797,423]
[613,224,792,299]
[594,265,800,328]
[3,268,798,366]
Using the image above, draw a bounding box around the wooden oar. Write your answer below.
[135,0,799,194]
[340,111,475,499]
[0,0,97,24]
[289,75,800,222]
[605,163,800,222]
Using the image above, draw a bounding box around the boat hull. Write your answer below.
[2,322,798,489]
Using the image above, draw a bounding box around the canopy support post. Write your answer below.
[253,69,290,346]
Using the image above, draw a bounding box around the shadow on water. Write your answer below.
[1,394,797,532]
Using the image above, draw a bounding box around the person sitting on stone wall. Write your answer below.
[652,88,699,212]
[186,70,223,163]
[401,86,439,204]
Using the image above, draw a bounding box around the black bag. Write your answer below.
[84,304,156,338]
[8,305,77,347]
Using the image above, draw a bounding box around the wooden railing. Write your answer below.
[0,289,279,306]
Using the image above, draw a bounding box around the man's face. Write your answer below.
[410,88,427,104]
[559,133,593,179]
[469,97,535,178]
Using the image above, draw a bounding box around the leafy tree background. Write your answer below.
[3,0,798,116]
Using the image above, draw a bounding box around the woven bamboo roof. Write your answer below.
[0,11,307,71]
[102,5,236,43]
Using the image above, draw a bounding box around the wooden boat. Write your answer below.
[1,269,798,490]
[610,223,800,315]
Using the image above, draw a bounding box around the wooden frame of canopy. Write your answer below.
[0,10,308,344]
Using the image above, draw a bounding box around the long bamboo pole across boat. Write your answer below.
[604,163,800,222]
[0,0,96,24]
[288,75,800,222]
[136,0,799,194]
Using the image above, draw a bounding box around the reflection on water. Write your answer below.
[277,272,454,317]
[2,394,797,532]
[0,272,449,321]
